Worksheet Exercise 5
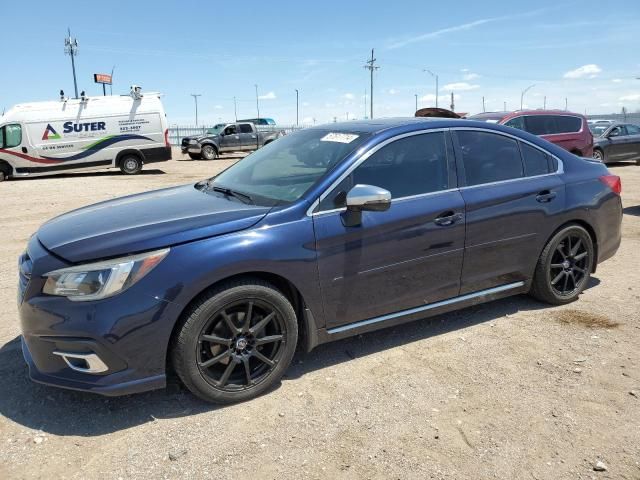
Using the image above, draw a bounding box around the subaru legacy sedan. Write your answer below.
[19,118,622,403]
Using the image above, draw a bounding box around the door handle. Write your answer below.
[536,190,556,203]
[434,211,463,226]
[22,147,28,153]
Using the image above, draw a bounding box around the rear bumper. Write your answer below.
[142,146,172,163]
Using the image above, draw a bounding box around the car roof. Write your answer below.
[308,117,458,134]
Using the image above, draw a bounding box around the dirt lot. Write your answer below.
[0,149,639,479]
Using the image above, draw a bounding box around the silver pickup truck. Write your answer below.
[181,122,284,160]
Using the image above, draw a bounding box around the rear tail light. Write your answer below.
[164,129,170,148]
[599,175,621,195]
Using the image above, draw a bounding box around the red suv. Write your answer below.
[469,110,594,157]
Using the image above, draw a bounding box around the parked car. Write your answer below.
[591,123,640,164]
[19,118,622,403]
[0,86,171,180]
[469,110,593,157]
[181,122,284,160]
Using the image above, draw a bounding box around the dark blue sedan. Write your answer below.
[18,118,622,403]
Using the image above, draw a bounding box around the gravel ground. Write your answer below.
[0,149,638,479]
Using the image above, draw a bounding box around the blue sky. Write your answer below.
[2,0,639,125]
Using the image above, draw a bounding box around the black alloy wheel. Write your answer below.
[529,224,594,305]
[197,300,286,391]
[172,279,298,403]
[548,233,590,297]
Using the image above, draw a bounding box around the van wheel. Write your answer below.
[529,224,594,305]
[171,279,298,404]
[0,171,6,182]
[201,145,218,160]
[120,155,143,175]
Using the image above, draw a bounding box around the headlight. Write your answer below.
[43,248,169,301]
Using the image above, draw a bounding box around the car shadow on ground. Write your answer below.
[0,278,600,438]
[623,205,640,217]
[13,169,166,181]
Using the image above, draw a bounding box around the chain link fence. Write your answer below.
[587,113,640,125]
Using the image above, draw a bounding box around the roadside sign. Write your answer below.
[94,73,112,85]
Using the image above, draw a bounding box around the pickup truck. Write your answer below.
[181,122,284,160]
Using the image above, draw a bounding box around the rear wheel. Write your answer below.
[119,155,143,175]
[593,148,605,163]
[171,279,298,404]
[201,145,218,160]
[529,225,594,305]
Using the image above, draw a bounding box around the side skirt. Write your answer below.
[313,281,528,346]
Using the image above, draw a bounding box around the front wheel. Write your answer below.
[529,225,594,305]
[171,279,298,404]
[201,145,218,160]
[119,155,143,175]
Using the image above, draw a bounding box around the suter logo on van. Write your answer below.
[42,124,61,141]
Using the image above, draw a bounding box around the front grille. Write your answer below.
[17,251,32,304]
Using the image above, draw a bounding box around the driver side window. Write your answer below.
[224,125,237,135]
[1,124,22,148]
[317,132,450,211]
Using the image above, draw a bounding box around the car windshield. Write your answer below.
[206,124,225,135]
[205,129,371,206]
[589,124,610,136]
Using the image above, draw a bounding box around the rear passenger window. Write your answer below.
[520,142,551,176]
[239,124,253,134]
[524,115,581,135]
[625,125,640,135]
[457,131,523,186]
[317,132,449,210]
[554,116,582,133]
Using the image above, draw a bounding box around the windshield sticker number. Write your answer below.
[320,133,360,143]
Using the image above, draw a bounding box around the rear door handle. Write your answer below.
[434,211,463,226]
[536,190,557,203]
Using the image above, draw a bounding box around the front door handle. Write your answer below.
[22,147,28,153]
[536,190,557,203]
[434,211,463,226]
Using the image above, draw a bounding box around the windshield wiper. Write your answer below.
[209,184,253,204]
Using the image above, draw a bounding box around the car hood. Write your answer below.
[37,184,270,263]
[185,134,219,142]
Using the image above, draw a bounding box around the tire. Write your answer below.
[201,145,218,160]
[0,171,6,182]
[171,279,298,404]
[593,148,605,163]
[188,153,201,160]
[529,224,594,305]
[119,155,143,175]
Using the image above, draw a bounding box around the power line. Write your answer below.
[363,49,379,119]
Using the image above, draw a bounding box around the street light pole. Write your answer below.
[425,70,438,108]
[110,65,115,95]
[233,96,238,121]
[191,94,201,126]
[295,89,299,126]
[415,93,418,112]
[520,84,535,110]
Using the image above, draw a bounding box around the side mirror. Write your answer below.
[342,184,391,227]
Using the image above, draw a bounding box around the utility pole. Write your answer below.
[255,84,260,119]
[364,89,367,119]
[482,96,486,113]
[543,96,546,110]
[64,28,79,99]
[425,70,439,108]
[520,84,535,110]
[450,92,455,112]
[565,97,568,111]
[233,96,238,121]
[110,65,115,95]
[363,49,379,119]
[295,89,299,126]
[191,94,201,126]
[504,101,507,111]
[415,94,418,112]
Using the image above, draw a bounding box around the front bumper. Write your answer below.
[181,143,202,154]
[18,236,183,396]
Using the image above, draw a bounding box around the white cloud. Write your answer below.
[388,88,399,95]
[563,64,602,79]
[461,68,469,72]
[619,93,640,102]
[214,105,223,109]
[441,82,480,91]
[612,78,622,83]
[342,93,355,100]
[463,72,480,81]
[258,91,276,100]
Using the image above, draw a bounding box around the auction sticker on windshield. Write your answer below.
[320,132,360,143]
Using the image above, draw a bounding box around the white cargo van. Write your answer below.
[0,87,171,180]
